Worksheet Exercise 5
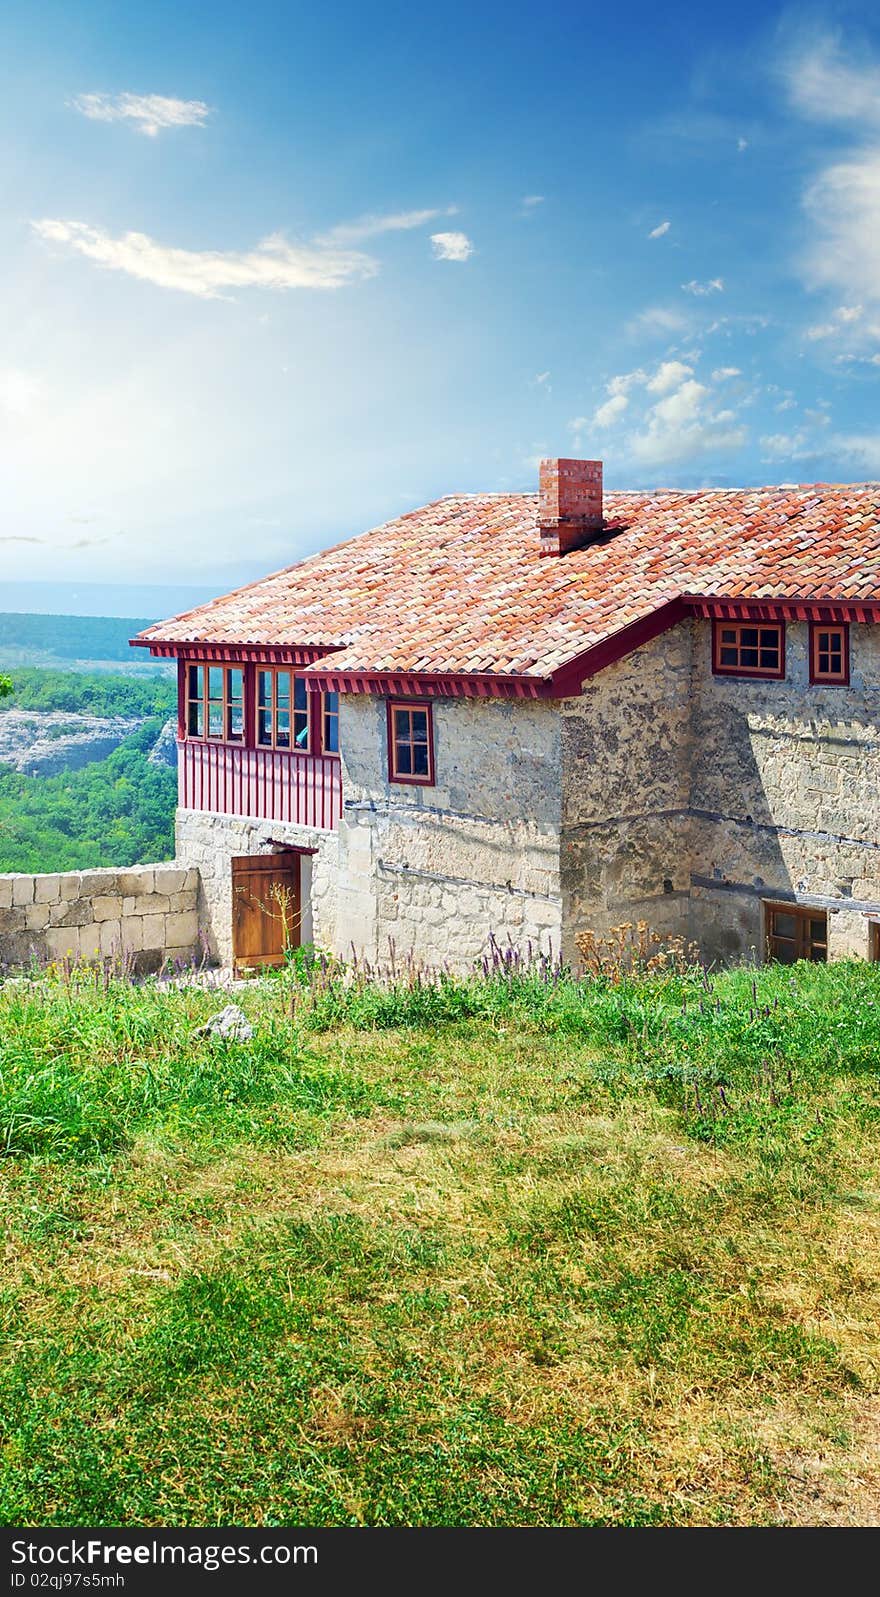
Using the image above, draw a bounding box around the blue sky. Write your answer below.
[2,0,880,592]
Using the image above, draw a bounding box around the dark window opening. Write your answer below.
[713,621,785,679]
[810,623,849,685]
[765,903,827,964]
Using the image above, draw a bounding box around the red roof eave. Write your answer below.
[130,592,880,696]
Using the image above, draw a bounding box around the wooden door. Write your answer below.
[232,853,301,969]
[765,903,827,964]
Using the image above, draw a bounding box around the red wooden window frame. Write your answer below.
[809,622,849,685]
[186,663,245,743]
[321,690,340,755]
[181,662,340,755]
[764,903,827,964]
[256,667,310,753]
[387,700,435,785]
[712,620,785,679]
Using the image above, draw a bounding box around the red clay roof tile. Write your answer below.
[135,485,880,680]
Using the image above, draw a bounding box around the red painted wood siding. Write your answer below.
[179,741,343,830]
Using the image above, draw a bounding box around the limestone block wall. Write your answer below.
[559,617,880,966]
[560,624,695,961]
[337,694,563,967]
[688,619,880,962]
[175,807,338,967]
[0,863,199,972]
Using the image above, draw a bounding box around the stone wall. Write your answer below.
[559,618,880,965]
[175,807,338,968]
[337,694,562,967]
[0,863,200,972]
[560,624,695,962]
[688,618,880,963]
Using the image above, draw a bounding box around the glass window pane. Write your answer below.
[276,711,290,748]
[293,677,308,711]
[208,704,223,738]
[228,668,243,702]
[720,647,738,666]
[188,664,203,700]
[228,705,244,740]
[276,672,291,703]
[257,709,273,745]
[741,648,759,667]
[411,711,428,742]
[324,709,339,753]
[741,629,758,648]
[413,743,429,776]
[720,629,737,645]
[810,918,827,942]
[294,713,309,749]
[759,648,778,668]
[773,941,798,964]
[395,741,412,774]
[773,912,798,938]
[188,700,203,737]
[258,671,272,707]
[394,709,410,739]
[208,666,224,700]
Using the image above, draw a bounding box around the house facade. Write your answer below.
[134,459,880,970]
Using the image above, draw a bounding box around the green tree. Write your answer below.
[0,675,11,700]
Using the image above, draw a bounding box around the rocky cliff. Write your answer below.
[0,710,178,776]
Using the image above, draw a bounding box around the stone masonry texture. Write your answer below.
[168,619,880,973]
[0,863,199,973]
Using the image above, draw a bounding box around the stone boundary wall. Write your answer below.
[0,863,200,973]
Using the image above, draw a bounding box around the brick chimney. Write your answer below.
[538,457,603,555]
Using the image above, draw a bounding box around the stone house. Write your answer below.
[133,458,880,971]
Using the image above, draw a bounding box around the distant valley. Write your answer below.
[0,615,177,873]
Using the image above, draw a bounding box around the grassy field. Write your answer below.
[1,957,879,1526]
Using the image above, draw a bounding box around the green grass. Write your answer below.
[1,959,879,1526]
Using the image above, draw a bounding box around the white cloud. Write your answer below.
[648,220,671,238]
[430,231,473,262]
[586,367,648,429]
[535,371,550,385]
[646,359,693,395]
[593,393,629,428]
[521,195,544,208]
[626,305,688,337]
[32,217,384,297]
[323,207,455,245]
[804,153,880,307]
[831,433,880,471]
[629,372,746,467]
[584,358,747,465]
[0,369,44,420]
[711,366,741,380]
[783,32,880,126]
[805,304,865,341]
[781,35,880,316]
[737,137,749,152]
[759,431,814,461]
[681,278,724,296]
[775,396,796,412]
[70,91,211,136]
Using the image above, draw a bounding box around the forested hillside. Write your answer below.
[0,667,177,872]
[0,611,159,668]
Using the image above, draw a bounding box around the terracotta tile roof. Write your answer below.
[135,485,880,681]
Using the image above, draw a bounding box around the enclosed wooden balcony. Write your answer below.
[178,741,343,831]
